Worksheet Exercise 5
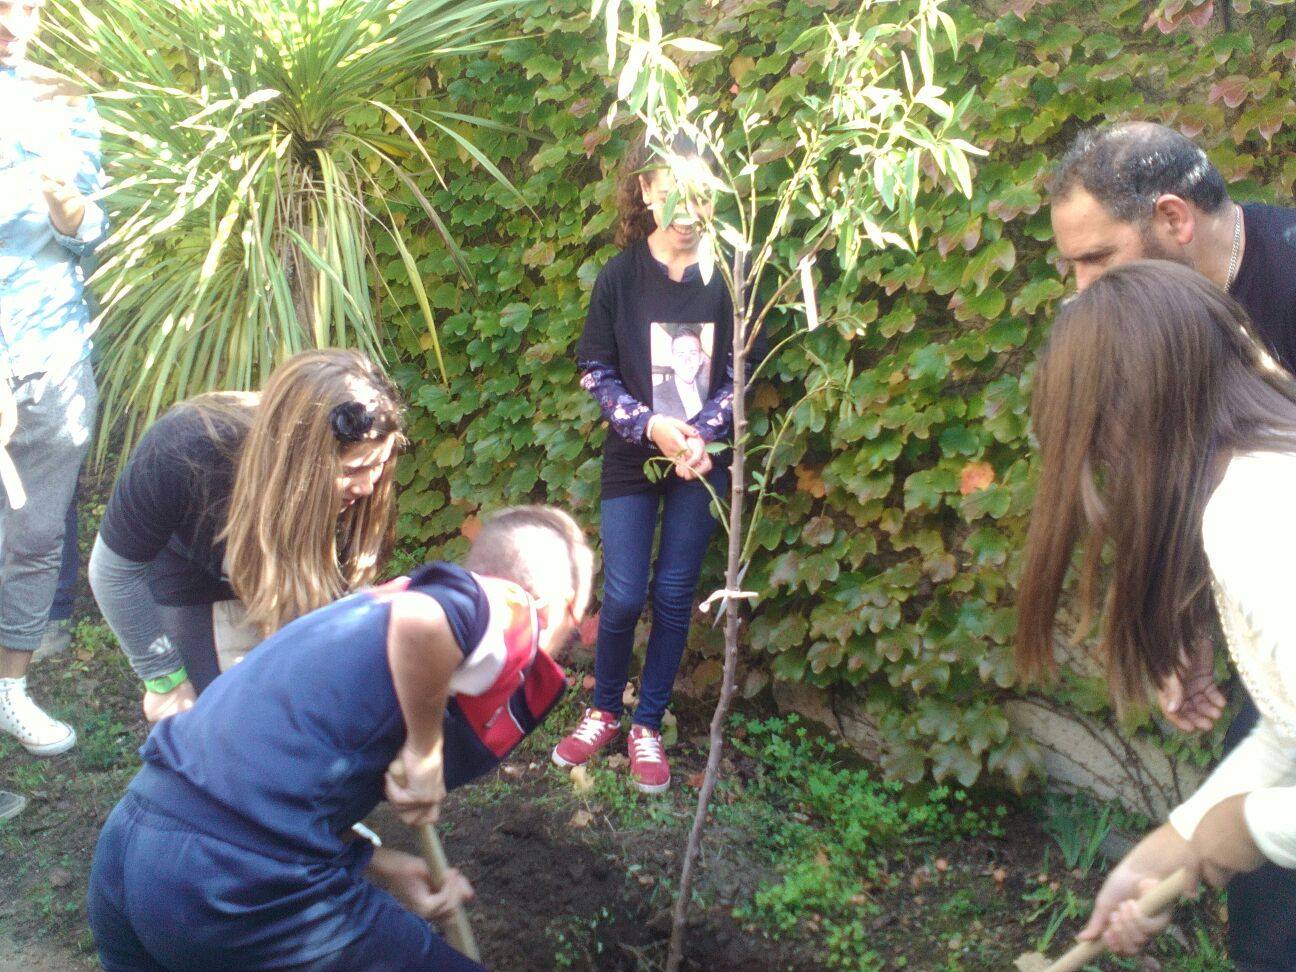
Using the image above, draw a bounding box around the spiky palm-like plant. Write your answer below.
[43,0,527,451]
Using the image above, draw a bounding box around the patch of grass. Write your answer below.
[1165,918,1233,971]
[76,711,136,772]
[582,762,681,830]
[720,715,1010,970]
[8,759,51,791]
[68,618,125,659]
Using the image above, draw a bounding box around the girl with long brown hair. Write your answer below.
[1016,260,1296,957]
[88,349,404,723]
[550,130,734,794]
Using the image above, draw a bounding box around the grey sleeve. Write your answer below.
[88,533,184,682]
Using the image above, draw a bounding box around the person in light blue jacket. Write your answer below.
[0,0,106,768]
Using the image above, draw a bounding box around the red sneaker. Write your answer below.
[628,725,671,794]
[552,708,621,768]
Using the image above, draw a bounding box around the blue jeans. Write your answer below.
[88,791,483,972]
[1222,687,1296,971]
[593,469,725,730]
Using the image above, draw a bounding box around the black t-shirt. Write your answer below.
[1231,203,1296,372]
[577,239,733,498]
[100,404,243,606]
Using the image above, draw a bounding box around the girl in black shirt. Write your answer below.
[552,132,735,793]
[89,349,404,722]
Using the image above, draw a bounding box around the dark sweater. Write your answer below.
[577,239,735,498]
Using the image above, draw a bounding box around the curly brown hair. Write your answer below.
[614,131,716,248]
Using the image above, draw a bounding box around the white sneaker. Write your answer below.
[0,676,76,756]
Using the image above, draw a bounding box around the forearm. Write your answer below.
[692,373,734,443]
[88,534,182,681]
[1244,786,1296,868]
[1170,719,1296,840]
[579,362,654,446]
[693,349,762,443]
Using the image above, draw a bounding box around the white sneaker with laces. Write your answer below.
[0,676,76,756]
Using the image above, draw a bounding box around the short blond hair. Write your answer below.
[465,506,594,618]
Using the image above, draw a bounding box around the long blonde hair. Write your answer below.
[223,349,404,636]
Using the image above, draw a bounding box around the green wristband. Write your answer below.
[144,668,188,695]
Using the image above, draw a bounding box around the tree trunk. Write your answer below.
[665,265,747,972]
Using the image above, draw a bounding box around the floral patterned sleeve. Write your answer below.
[579,360,655,446]
[691,362,734,443]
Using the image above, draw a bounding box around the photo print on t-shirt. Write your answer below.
[650,321,714,421]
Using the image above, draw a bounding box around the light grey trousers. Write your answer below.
[0,359,96,651]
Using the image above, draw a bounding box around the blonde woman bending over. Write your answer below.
[89,349,404,723]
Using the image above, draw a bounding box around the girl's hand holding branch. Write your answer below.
[648,415,710,480]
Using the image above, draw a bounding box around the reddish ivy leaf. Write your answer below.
[959,461,995,495]
[582,128,610,157]
[1208,75,1248,109]
[795,464,827,498]
[802,515,836,546]
[1186,1,1214,27]
[753,383,780,409]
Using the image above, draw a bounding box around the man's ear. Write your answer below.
[1151,194,1196,246]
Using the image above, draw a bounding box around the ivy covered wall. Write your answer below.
[380,0,1295,797]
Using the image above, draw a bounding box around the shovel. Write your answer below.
[416,822,481,962]
[386,759,481,961]
[1013,868,1195,972]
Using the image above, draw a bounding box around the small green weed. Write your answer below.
[1038,792,1117,876]
[1022,877,1088,952]
[76,712,136,772]
[9,759,51,791]
[70,619,123,659]
[546,905,614,970]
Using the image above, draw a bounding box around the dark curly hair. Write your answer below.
[614,130,718,248]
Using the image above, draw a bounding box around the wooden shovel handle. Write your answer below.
[1041,868,1195,972]
[416,823,481,963]
[386,758,481,962]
